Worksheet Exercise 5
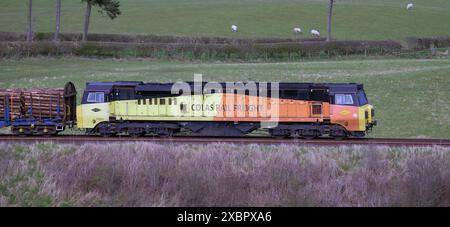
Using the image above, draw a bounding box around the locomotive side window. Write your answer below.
[281,90,298,100]
[335,94,354,105]
[298,90,309,100]
[112,88,134,100]
[279,90,309,100]
[310,90,329,102]
[87,92,104,103]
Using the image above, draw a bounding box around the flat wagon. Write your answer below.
[0,82,77,135]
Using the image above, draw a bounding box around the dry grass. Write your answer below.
[0,143,449,207]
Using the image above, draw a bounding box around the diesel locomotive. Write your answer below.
[76,81,376,138]
[1,81,377,138]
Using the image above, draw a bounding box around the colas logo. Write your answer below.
[339,110,350,116]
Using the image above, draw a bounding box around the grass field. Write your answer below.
[0,57,448,138]
[0,142,448,206]
[0,0,449,40]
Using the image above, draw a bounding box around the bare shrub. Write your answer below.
[0,38,402,59]
[400,148,450,206]
[0,142,448,207]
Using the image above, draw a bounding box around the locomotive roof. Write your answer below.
[85,81,141,92]
[85,81,363,93]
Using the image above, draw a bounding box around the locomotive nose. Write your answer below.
[366,105,377,131]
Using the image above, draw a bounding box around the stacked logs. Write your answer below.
[0,88,65,120]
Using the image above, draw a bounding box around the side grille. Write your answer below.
[312,104,322,115]
[371,109,375,117]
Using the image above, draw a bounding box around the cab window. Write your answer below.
[357,90,368,106]
[335,94,354,105]
[87,92,105,103]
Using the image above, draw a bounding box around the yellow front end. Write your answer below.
[358,104,376,132]
[76,103,110,129]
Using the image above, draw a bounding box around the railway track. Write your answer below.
[0,135,449,147]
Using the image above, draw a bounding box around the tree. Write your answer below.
[54,0,61,42]
[81,0,121,42]
[26,0,33,43]
[326,0,334,42]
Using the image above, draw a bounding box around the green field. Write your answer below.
[0,0,449,40]
[0,58,448,138]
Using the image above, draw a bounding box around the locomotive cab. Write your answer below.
[329,84,376,137]
[77,90,109,129]
[76,81,142,130]
[76,82,113,129]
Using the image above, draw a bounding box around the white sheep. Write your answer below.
[231,25,238,32]
[311,29,320,37]
[293,27,302,33]
[407,3,414,10]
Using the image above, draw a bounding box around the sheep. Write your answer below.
[311,29,320,37]
[407,3,414,10]
[231,25,238,32]
[436,48,449,57]
[293,27,302,33]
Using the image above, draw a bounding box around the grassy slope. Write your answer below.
[0,58,448,138]
[0,0,449,40]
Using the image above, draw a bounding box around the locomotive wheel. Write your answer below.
[269,129,290,139]
[97,122,116,137]
[303,135,317,140]
[302,129,319,140]
[333,135,346,140]
[100,132,112,137]
[128,127,145,137]
[158,128,173,138]
[129,131,145,138]
[330,125,348,140]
